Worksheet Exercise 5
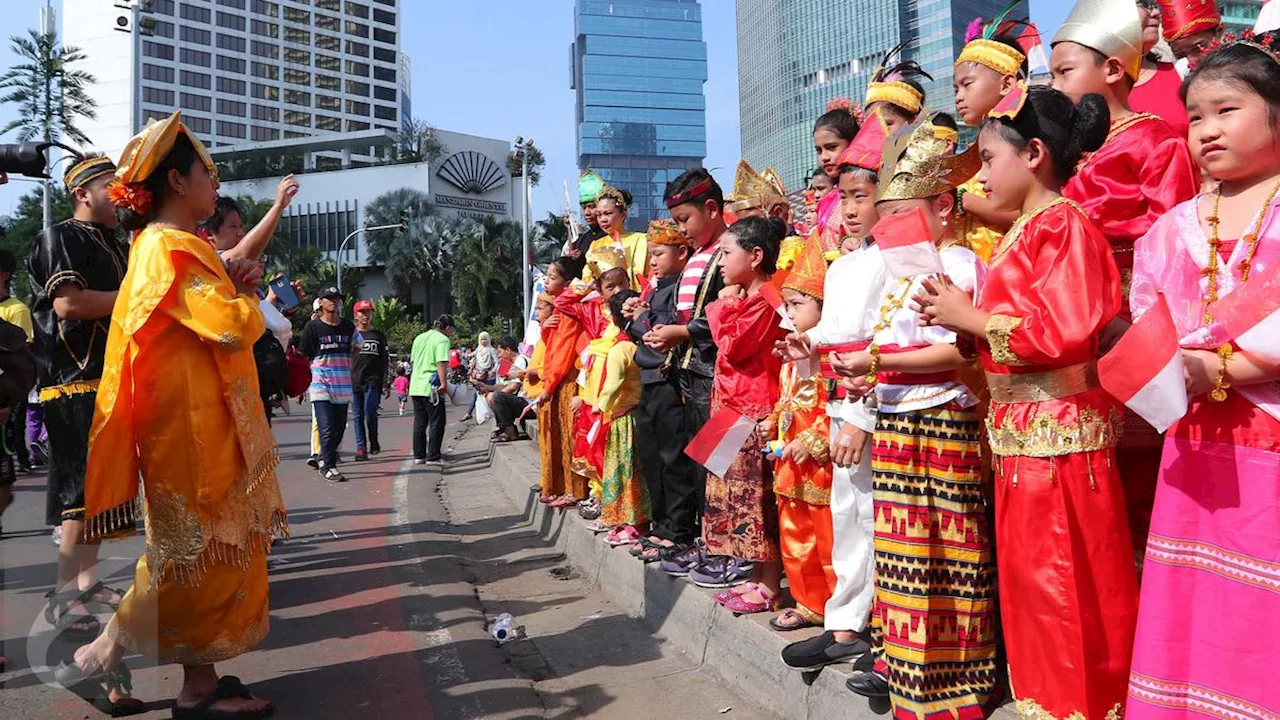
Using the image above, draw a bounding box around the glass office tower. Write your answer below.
[737,0,1010,193]
[1221,0,1263,31]
[571,0,708,229]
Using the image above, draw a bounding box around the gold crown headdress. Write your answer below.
[731,160,788,213]
[1052,0,1144,80]
[597,185,629,212]
[109,110,219,215]
[877,118,981,202]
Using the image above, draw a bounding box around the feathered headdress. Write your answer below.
[866,44,932,115]
[957,1,1029,77]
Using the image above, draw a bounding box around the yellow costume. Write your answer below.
[85,111,287,665]
[957,177,1003,262]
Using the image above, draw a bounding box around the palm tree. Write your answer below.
[451,217,521,322]
[0,29,97,147]
[533,210,570,267]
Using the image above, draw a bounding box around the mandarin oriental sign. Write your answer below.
[434,194,508,214]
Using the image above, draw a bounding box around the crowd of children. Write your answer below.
[516,0,1280,717]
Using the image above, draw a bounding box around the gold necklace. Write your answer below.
[990,197,1076,265]
[873,278,914,334]
[1201,177,1280,325]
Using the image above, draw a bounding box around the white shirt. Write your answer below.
[805,241,888,432]
[1257,0,1280,33]
[872,245,984,414]
[260,298,293,350]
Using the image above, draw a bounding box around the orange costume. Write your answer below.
[769,242,835,623]
[554,287,618,489]
[536,292,587,500]
[83,114,287,665]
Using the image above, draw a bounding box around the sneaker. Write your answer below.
[370,444,381,455]
[659,541,706,577]
[781,631,872,671]
[414,458,426,465]
[324,467,348,483]
[354,450,369,462]
[689,557,753,589]
[846,670,890,698]
[307,455,320,469]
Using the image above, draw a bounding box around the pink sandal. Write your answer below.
[604,525,641,546]
[723,587,780,615]
[714,582,757,604]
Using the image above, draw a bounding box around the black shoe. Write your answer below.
[781,631,871,671]
[846,671,890,698]
[307,455,320,469]
[354,451,369,462]
[852,649,875,672]
[324,467,348,483]
[369,444,381,455]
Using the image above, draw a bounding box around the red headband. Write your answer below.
[665,177,715,209]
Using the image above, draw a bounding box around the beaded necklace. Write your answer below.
[1201,178,1280,326]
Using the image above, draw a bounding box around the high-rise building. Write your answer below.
[571,0,708,228]
[737,0,1010,193]
[1221,0,1264,31]
[63,0,406,164]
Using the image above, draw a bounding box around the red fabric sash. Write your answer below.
[875,344,958,386]
[817,340,871,381]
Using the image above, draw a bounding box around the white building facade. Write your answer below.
[63,0,406,162]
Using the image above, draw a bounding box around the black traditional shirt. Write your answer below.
[27,219,128,388]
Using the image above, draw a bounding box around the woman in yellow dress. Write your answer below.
[56,111,287,719]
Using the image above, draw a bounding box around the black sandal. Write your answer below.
[769,608,817,632]
[54,660,146,717]
[172,676,275,720]
[85,580,126,608]
[44,589,107,638]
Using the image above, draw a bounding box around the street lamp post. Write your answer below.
[336,223,403,293]
[514,137,532,330]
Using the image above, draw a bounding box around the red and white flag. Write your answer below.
[871,209,944,279]
[685,407,756,477]
[1099,295,1188,433]
[758,282,795,331]
[1212,272,1280,364]
[1017,23,1051,77]
[586,417,602,445]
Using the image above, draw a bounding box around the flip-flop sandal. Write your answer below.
[44,590,106,638]
[54,661,146,717]
[769,608,817,632]
[638,546,668,563]
[86,581,126,608]
[171,675,275,720]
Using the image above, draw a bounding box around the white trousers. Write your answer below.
[822,411,876,632]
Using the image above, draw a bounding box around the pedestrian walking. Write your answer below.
[299,287,356,482]
[351,299,389,460]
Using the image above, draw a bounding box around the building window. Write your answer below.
[347,119,370,131]
[284,110,311,127]
[373,85,396,102]
[374,104,396,121]
[217,121,247,139]
[285,89,311,107]
[251,61,279,80]
[316,54,340,71]
[345,80,369,96]
[251,104,279,121]
[372,47,395,63]
[315,34,339,51]
[316,94,341,110]
[186,115,212,133]
[251,126,280,142]
[284,68,311,86]
[345,40,370,57]
[284,27,310,44]
[251,82,279,100]
[250,19,278,37]
[216,55,246,73]
[315,74,340,90]
[284,48,310,65]
[373,0,393,6]
[180,69,212,89]
[180,48,211,67]
[316,14,339,31]
[372,28,395,44]
[372,7,394,25]
[284,130,308,139]
[345,100,370,115]
[217,76,247,95]
[216,11,246,30]
[216,34,246,52]
[143,63,175,83]
[217,0,247,8]
[180,4,211,23]
[251,0,278,17]
[180,26,211,45]
[345,1,369,17]
[344,20,369,37]
[316,115,341,132]
[181,92,212,112]
[317,0,340,9]
[216,99,247,116]
[142,86,175,106]
[150,20,175,38]
[251,40,278,58]
[151,0,176,14]
[373,65,396,82]
[143,41,174,60]
[345,60,369,76]
[282,6,309,23]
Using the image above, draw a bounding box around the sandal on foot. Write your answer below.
[769,608,817,632]
[724,587,780,615]
[172,676,275,720]
[44,590,105,638]
[54,661,146,718]
[714,582,757,604]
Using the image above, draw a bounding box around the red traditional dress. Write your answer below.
[538,301,586,500]
[1131,62,1190,139]
[702,290,787,562]
[978,198,1138,720]
[1126,194,1280,719]
[554,288,617,489]
[1063,110,1198,558]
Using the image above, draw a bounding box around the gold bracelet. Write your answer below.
[865,344,881,387]
[1210,344,1233,402]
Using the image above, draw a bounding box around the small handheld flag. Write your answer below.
[1099,295,1188,433]
[871,209,944,278]
[685,408,756,478]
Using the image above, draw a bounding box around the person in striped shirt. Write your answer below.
[300,287,357,483]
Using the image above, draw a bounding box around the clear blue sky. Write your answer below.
[0,0,1071,219]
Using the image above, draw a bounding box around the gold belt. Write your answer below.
[985,363,1098,403]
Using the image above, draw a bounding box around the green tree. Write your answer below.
[370,296,412,329]
[0,184,72,304]
[506,141,547,186]
[450,216,523,327]
[364,188,470,307]
[533,210,570,267]
[0,29,97,146]
[392,117,446,164]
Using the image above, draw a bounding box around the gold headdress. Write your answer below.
[731,160,788,213]
[956,2,1029,77]
[1052,0,1144,80]
[597,185,629,212]
[762,167,787,199]
[63,155,116,193]
[781,238,827,300]
[865,44,931,115]
[877,119,981,202]
[114,110,218,189]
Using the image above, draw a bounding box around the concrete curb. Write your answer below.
[487,435,871,720]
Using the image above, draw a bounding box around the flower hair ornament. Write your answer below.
[826,97,866,125]
[1189,28,1280,70]
[107,179,154,216]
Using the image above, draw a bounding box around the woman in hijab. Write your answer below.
[463,331,500,421]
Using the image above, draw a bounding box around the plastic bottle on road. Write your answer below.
[491,613,516,642]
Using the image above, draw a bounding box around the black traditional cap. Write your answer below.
[63,155,116,193]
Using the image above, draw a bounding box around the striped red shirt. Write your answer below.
[676,239,721,323]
